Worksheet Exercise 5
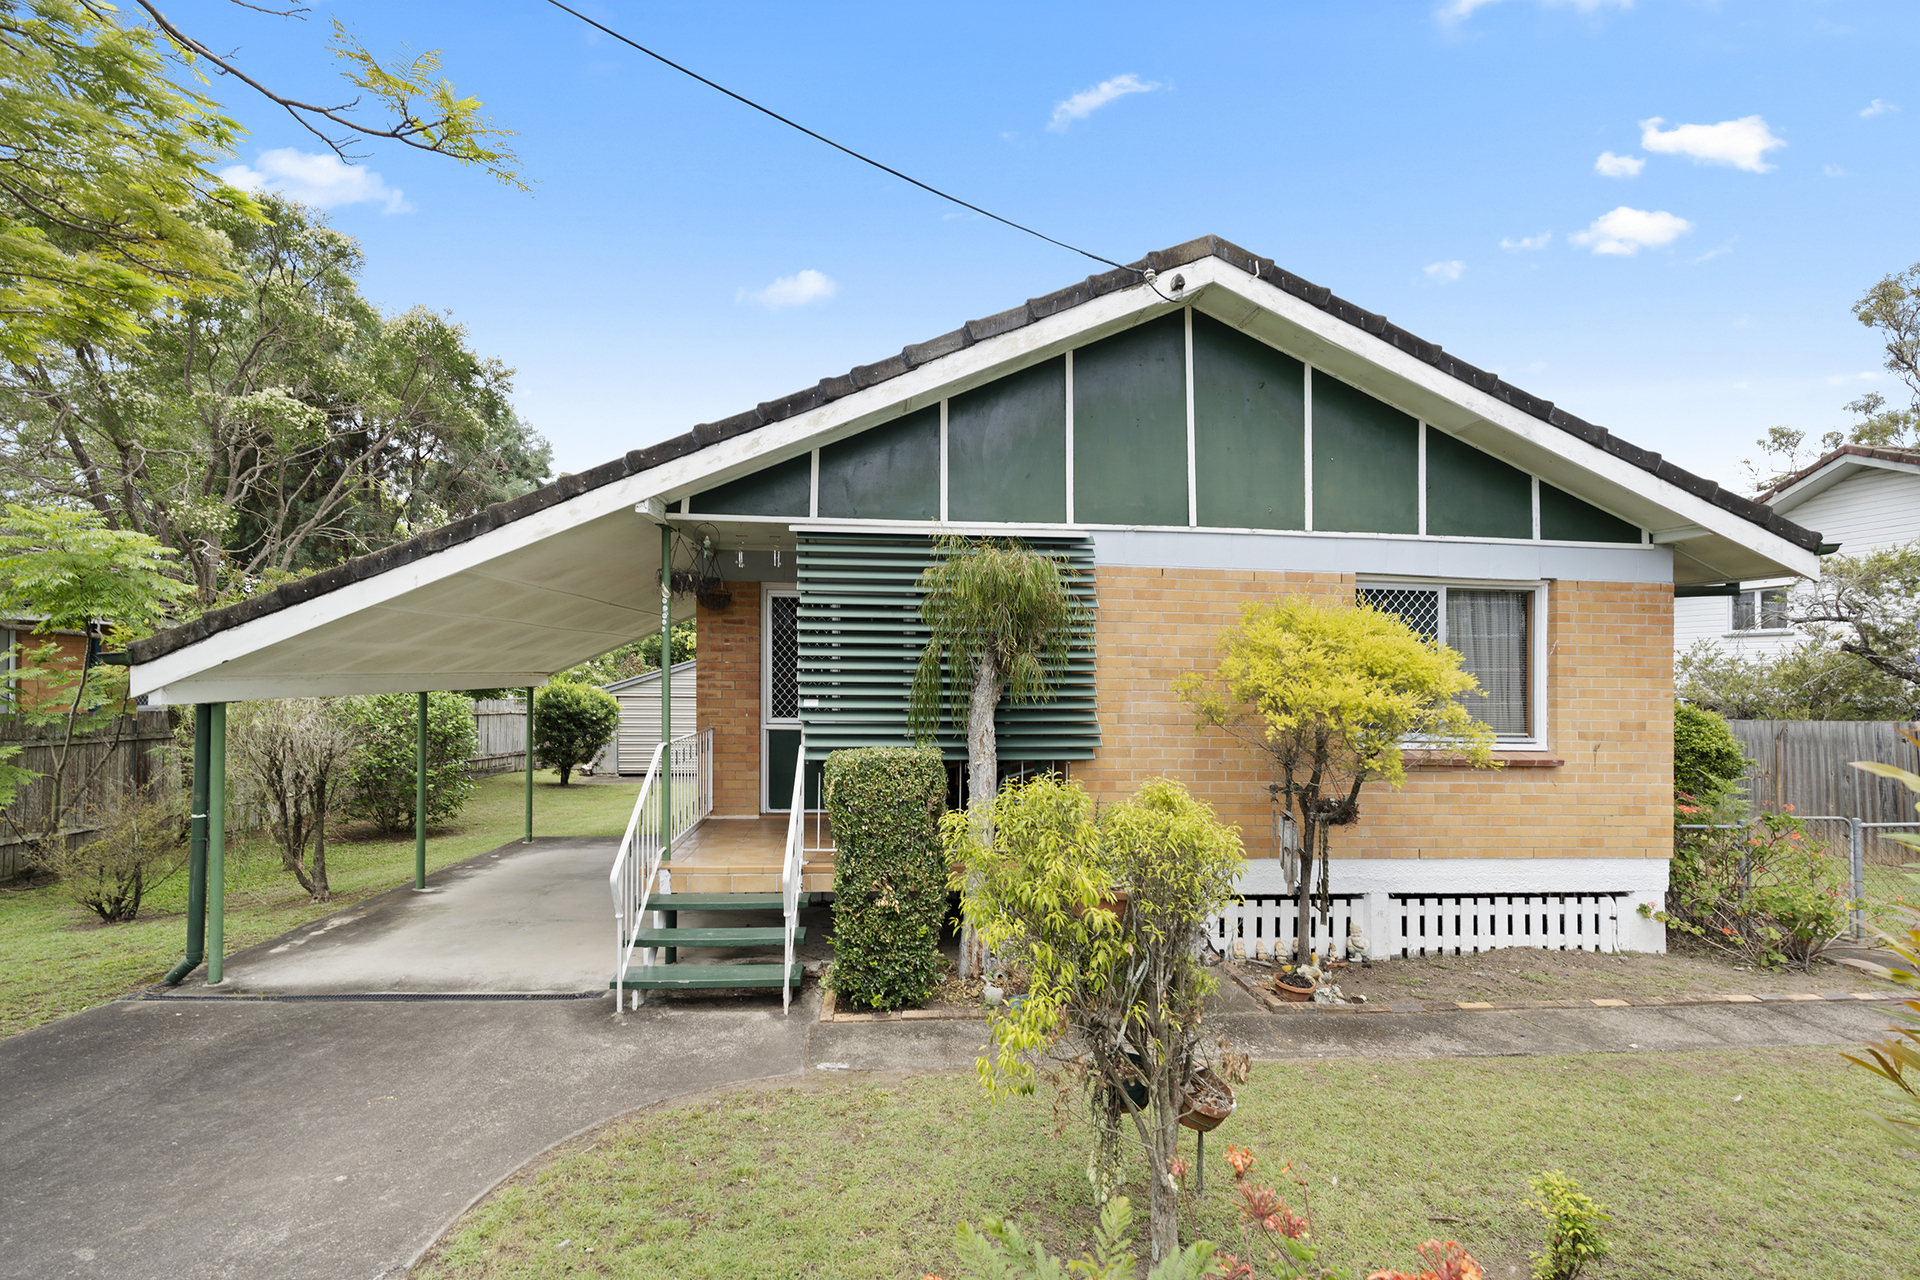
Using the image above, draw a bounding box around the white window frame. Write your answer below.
[1726,584,1795,637]
[1357,577,1551,749]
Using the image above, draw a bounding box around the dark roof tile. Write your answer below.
[901,328,970,368]
[965,304,1033,343]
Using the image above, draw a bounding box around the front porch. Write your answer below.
[667,815,836,895]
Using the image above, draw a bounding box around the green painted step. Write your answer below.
[644,893,814,911]
[628,926,803,946]
[613,962,802,990]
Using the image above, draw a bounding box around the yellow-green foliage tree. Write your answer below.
[1845,742,1920,1157]
[1175,596,1497,958]
[947,775,1242,1264]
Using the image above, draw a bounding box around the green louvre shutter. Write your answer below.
[796,533,1100,762]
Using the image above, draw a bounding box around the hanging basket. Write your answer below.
[1178,1066,1236,1133]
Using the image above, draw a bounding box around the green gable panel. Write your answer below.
[949,358,1067,523]
[1311,372,1418,534]
[1425,427,1532,539]
[1540,482,1642,544]
[1192,313,1305,530]
[1073,312,1188,526]
[817,406,940,520]
[693,453,811,517]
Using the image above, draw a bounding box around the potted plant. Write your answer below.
[1274,969,1318,1002]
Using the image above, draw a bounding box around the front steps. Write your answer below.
[612,891,816,995]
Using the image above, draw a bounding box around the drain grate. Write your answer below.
[136,989,608,1003]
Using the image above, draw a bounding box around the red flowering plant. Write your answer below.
[1652,792,1854,970]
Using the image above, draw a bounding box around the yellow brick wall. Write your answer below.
[697,584,762,816]
[1071,567,1674,864]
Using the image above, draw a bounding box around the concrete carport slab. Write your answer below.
[201,838,621,996]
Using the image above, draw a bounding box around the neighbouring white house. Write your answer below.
[1674,444,1918,658]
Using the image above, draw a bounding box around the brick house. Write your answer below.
[126,236,1825,957]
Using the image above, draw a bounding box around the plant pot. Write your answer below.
[1273,975,1318,1003]
[1120,1050,1149,1109]
[1072,889,1130,921]
[1178,1066,1236,1133]
[982,984,1004,1006]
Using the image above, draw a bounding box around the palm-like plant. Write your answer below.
[908,535,1085,974]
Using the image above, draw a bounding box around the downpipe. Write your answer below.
[163,704,212,985]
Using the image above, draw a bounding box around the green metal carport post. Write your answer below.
[414,691,427,890]
[206,702,227,984]
[162,703,212,984]
[660,521,675,964]
[524,685,534,843]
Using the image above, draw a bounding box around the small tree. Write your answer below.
[1795,543,1920,694]
[909,535,1085,975]
[1674,702,1748,804]
[33,787,186,922]
[1175,597,1496,956]
[228,698,357,902]
[339,692,478,828]
[951,774,1242,1263]
[532,681,619,785]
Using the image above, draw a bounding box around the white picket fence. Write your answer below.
[1209,894,1364,961]
[1391,893,1626,957]
[1207,890,1630,960]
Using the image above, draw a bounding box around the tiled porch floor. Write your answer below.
[664,814,836,894]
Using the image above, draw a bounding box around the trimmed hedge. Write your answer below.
[1675,702,1748,803]
[824,745,948,1011]
[533,681,621,785]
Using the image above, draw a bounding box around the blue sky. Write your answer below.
[176,0,1917,491]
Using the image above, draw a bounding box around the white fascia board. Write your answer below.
[1174,258,1819,580]
[144,671,556,705]
[130,481,668,698]
[1768,454,1920,514]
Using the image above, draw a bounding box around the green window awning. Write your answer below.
[796,532,1099,762]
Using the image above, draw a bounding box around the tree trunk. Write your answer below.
[959,650,999,979]
[1147,1084,1180,1263]
[310,777,331,902]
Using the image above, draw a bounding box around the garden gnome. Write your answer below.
[1346,921,1369,962]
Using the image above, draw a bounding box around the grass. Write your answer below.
[0,771,638,1040]
[417,1048,1913,1280]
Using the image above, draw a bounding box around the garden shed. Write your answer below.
[126,234,1828,967]
[597,661,698,775]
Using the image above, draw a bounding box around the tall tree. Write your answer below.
[4,195,550,602]
[907,536,1085,976]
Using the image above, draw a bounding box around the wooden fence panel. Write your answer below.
[0,711,178,881]
[1727,719,1920,867]
[470,698,527,775]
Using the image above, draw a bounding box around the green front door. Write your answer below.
[764,728,823,811]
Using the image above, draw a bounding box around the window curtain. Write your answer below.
[1447,589,1529,736]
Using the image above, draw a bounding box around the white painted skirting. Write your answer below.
[1225,857,1669,957]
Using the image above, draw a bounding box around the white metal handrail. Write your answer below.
[781,742,807,1014]
[610,728,714,1007]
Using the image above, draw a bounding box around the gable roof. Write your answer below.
[127,234,1826,700]
[1756,443,1920,510]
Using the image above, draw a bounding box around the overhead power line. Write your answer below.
[542,1,1145,279]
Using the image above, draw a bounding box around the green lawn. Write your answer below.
[0,771,638,1039]
[417,1048,1912,1280]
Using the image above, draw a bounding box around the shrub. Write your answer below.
[532,681,620,785]
[339,692,478,832]
[824,745,947,1011]
[1674,702,1747,803]
[1657,802,1852,969]
[1524,1171,1611,1280]
[229,697,357,901]
[35,787,186,922]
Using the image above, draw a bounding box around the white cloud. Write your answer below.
[1825,371,1878,386]
[743,269,837,310]
[1569,206,1692,255]
[1824,163,1848,178]
[1689,241,1735,265]
[1438,0,1630,22]
[1424,260,1466,282]
[1860,99,1897,119]
[1500,232,1551,251]
[1048,74,1161,132]
[1638,116,1785,173]
[1594,150,1644,178]
[218,148,411,213]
